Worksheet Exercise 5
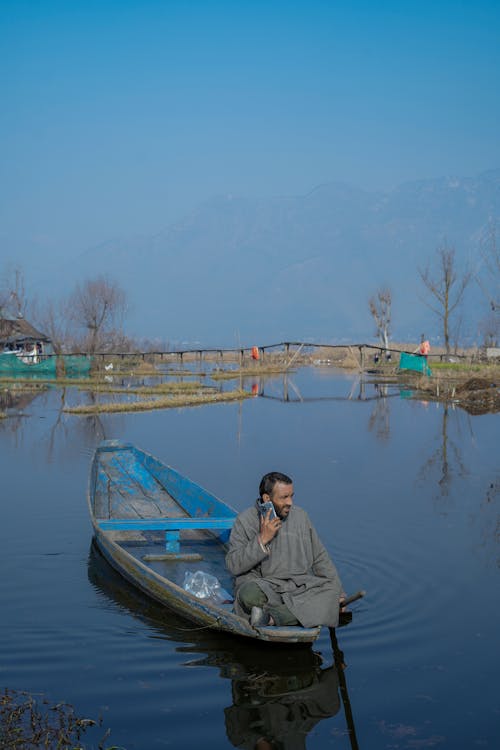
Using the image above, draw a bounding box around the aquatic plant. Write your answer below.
[0,688,98,749]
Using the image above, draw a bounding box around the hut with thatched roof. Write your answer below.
[0,316,52,355]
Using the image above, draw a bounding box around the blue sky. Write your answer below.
[1,0,500,262]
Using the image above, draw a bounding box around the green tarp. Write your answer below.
[399,352,432,376]
[62,355,92,376]
[0,352,57,376]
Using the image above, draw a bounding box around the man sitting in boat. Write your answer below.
[226,472,344,628]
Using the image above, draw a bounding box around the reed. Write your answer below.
[0,688,120,750]
[63,389,252,415]
[75,381,213,395]
[211,365,292,380]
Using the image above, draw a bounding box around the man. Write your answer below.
[226,472,344,628]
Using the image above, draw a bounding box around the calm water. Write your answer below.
[1,368,498,749]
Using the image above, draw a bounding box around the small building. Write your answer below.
[0,316,53,358]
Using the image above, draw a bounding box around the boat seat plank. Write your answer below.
[97,517,234,554]
[96,518,234,531]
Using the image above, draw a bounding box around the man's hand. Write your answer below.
[259,509,281,545]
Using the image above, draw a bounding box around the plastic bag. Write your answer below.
[183,570,233,604]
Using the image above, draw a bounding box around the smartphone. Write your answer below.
[258,500,277,520]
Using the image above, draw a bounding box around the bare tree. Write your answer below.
[419,243,471,356]
[0,266,27,318]
[37,298,71,354]
[476,223,500,313]
[66,276,127,354]
[369,287,392,351]
[478,310,500,348]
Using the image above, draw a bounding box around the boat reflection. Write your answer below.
[87,541,343,749]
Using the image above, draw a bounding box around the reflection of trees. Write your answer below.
[418,405,469,502]
[71,390,108,442]
[368,383,391,440]
[1,383,108,460]
[45,388,108,462]
[87,543,344,750]
[0,388,43,413]
[418,408,499,566]
[0,386,47,438]
[471,477,500,568]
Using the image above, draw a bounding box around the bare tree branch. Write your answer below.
[475,222,500,313]
[418,243,471,355]
[0,266,27,318]
[369,287,392,350]
[66,276,128,354]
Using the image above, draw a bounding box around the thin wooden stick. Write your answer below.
[340,590,366,608]
[330,628,360,750]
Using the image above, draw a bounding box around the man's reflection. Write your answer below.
[223,653,340,750]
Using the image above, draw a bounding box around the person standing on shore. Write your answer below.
[415,334,430,357]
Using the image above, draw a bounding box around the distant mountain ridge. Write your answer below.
[44,169,500,345]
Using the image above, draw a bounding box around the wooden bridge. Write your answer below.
[18,341,478,369]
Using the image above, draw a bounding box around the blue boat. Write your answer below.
[88,441,322,644]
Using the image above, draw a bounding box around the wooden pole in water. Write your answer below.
[330,627,360,750]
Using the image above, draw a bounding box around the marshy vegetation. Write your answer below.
[398,366,500,415]
[63,388,252,415]
[0,688,113,750]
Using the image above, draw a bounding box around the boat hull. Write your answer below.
[88,440,321,645]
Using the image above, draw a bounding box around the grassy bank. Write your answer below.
[211,365,293,380]
[63,388,252,415]
[395,366,500,414]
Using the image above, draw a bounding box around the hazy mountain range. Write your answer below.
[26,169,500,347]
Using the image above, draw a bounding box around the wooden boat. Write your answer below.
[88,440,322,644]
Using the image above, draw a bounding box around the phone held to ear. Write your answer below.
[258,500,277,520]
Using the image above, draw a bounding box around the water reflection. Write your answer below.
[417,405,469,502]
[223,661,339,750]
[45,389,109,462]
[475,477,500,568]
[253,372,396,405]
[368,384,391,440]
[0,386,47,435]
[87,542,346,749]
[1,382,111,461]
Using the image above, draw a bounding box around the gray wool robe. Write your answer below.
[226,504,343,628]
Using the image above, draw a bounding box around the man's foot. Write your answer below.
[250,606,272,627]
